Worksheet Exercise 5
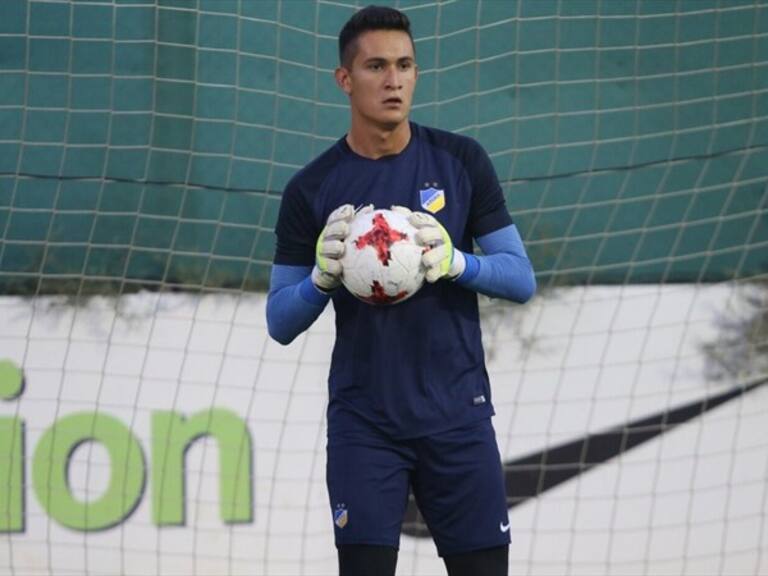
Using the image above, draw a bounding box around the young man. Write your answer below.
[267,6,535,576]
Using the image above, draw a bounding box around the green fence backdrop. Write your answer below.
[0,0,766,294]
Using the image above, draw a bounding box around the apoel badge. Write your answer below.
[419,183,445,214]
[334,503,348,528]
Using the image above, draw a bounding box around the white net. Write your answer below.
[0,0,767,575]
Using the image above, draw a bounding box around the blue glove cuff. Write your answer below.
[455,252,480,283]
[299,275,333,305]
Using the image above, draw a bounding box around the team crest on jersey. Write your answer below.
[334,504,348,528]
[419,183,445,214]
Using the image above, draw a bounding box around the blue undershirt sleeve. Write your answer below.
[266,264,331,345]
[453,223,536,303]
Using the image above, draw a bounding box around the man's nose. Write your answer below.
[384,66,402,89]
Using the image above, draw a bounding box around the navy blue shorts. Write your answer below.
[326,415,510,557]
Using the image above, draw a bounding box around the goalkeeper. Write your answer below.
[267,5,535,576]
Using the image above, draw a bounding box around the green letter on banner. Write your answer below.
[33,413,145,531]
[152,409,252,525]
[0,418,24,532]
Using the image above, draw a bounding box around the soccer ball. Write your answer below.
[340,208,425,305]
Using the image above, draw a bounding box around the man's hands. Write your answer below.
[312,204,373,292]
[312,203,463,292]
[391,206,465,283]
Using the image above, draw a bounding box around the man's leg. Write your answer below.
[411,418,510,567]
[443,545,508,576]
[327,417,415,576]
[338,544,398,576]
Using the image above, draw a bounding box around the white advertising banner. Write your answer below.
[0,285,766,575]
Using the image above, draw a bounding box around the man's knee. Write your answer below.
[338,544,398,576]
[443,544,508,576]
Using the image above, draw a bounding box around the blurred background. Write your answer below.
[0,1,767,575]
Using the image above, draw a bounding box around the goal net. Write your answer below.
[0,0,767,575]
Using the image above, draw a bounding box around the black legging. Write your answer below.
[338,544,508,576]
[443,545,509,576]
[338,545,398,576]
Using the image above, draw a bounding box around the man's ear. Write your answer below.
[335,66,352,95]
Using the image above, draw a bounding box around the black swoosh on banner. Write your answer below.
[402,378,768,538]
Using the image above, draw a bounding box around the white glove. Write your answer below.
[312,203,373,292]
[390,206,466,283]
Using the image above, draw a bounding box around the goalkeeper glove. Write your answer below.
[390,206,466,283]
[312,203,373,292]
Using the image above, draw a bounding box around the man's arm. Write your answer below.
[266,264,331,345]
[394,206,536,303]
[456,137,535,302]
[454,223,536,303]
[268,204,368,345]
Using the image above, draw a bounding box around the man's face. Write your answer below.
[336,30,418,130]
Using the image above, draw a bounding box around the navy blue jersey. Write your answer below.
[273,122,513,439]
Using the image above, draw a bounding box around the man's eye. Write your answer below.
[368,63,382,70]
[399,62,412,70]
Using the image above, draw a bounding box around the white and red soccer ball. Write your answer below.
[340,208,425,305]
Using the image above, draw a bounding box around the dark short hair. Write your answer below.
[338,5,414,67]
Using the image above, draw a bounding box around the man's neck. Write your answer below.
[345,121,411,160]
